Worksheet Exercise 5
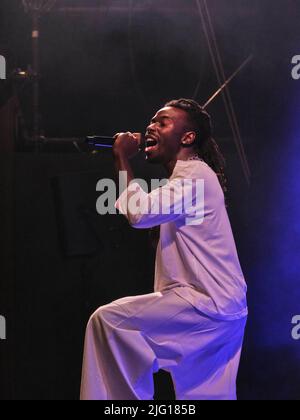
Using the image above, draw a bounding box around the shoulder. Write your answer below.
[173,160,218,183]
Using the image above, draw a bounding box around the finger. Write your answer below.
[133,132,142,145]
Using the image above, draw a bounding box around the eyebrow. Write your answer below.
[151,115,173,123]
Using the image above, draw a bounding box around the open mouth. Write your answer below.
[145,138,159,153]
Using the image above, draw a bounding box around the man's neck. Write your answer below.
[164,149,199,177]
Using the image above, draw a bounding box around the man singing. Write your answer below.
[80,99,248,400]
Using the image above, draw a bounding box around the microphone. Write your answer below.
[86,135,145,151]
[86,136,115,149]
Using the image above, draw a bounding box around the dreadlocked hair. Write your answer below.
[165,98,228,196]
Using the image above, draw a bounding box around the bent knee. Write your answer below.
[88,302,126,330]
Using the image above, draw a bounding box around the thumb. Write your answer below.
[133,133,142,146]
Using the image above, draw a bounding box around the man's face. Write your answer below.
[145,106,189,164]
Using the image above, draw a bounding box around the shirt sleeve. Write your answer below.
[115,177,204,229]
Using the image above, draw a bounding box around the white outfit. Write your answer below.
[80,159,248,400]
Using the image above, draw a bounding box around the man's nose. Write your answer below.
[146,124,157,135]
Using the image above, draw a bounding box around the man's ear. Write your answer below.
[181,131,196,147]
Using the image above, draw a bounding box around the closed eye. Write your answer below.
[151,116,172,125]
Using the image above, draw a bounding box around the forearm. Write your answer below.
[113,151,135,189]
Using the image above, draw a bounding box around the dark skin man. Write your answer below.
[112,106,199,186]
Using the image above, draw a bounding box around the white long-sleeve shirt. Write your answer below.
[115,159,248,321]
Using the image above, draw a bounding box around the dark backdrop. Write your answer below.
[0,0,300,400]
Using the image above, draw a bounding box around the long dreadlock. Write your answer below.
[165,98,228,196]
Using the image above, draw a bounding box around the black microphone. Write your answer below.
[86,136,115,149]
[86,135,145,151]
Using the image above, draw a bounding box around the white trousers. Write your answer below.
[80,288,247,400]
